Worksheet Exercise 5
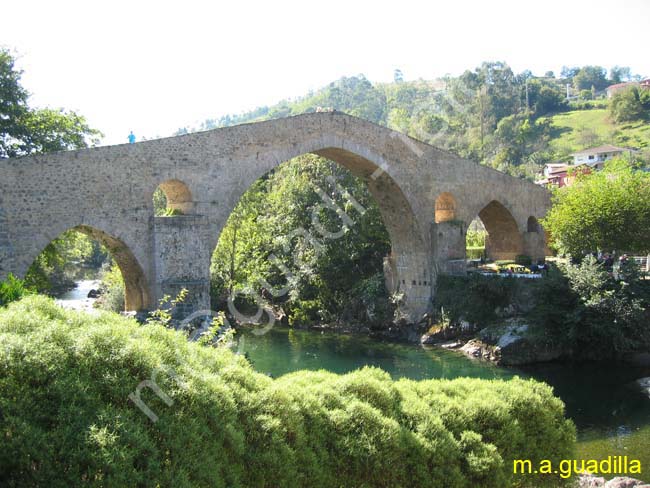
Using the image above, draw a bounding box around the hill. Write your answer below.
[543,107,650,160]
[177,63,649,179]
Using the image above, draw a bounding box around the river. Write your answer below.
[236,326,650,481]
[55,279,101,313]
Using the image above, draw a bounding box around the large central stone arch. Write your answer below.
[0,112,551,322]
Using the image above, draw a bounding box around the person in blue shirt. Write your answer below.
[128,131,136,144]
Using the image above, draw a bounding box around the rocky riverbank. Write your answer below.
[578,474,650,487]
[421,321,650,367]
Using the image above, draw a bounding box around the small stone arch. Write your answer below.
[434,192,457,223]
[75,226,150,310]
[155,179,194,215]
[527,216,541,233]
[24,225,150,311]
[478,200,523,260]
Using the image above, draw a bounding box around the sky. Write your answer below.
[3,0,650,145]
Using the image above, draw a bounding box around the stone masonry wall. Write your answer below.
[0,112,551,322]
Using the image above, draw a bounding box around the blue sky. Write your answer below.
[4,0,649,145]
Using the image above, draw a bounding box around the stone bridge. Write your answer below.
[0,112,549,322]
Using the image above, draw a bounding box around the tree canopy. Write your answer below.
[542,158,650,256]
[573,65,609,92]
[0,48,101,159]
[210,154,393,326]
[609,85,650,123]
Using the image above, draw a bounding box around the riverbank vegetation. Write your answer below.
[0,296,576,487]
[434,257,650,360]
[542,158,650,257]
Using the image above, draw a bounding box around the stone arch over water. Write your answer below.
[0,112,551,321]
[478,200,524,261]
[24,225,150,311]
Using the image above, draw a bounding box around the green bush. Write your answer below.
[609,85,650,123]
[0,296,575,487]
[434,274,521,325]
[0,274,30,306]
[94,263,125,312]
[531,257,650,356]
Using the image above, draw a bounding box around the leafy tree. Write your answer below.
[491,114,553,169]
[542,158,650,256]
[0,49,29,158]
[609,85,650,123]
[211,154,392,326]
[609,66,632,83]
[573,65,609,92]
[526,79,566,115]
[532,258,650,356]
[393,68,403,83]
[0,48,101,158]
[560,66,580,80]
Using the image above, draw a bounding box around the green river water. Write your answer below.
[236,326,650,481]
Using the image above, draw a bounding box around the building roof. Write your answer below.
[546,164,569,176]
[607,82,638,91]
[571,144,631,157]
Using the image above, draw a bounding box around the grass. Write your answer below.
[542,109,650,159]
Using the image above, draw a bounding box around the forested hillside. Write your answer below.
[178,63,650,179]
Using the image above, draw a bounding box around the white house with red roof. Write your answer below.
[571,144,633,166]
[536,145,635,188]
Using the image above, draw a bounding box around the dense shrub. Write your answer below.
[0,296,575,487]
[531,257,650,357]
[94,263,125,312]
[609,85,650,123]
[434,274,522,325]
[0,274,30,306]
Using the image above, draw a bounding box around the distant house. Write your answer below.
[536,163,571,188]
[606,79,650,98]
[570,144,633,166]
[606,82,639,98]
[536,163,595,188]
[536,145,634,188]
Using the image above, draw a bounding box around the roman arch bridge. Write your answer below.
[0,112,549,322]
